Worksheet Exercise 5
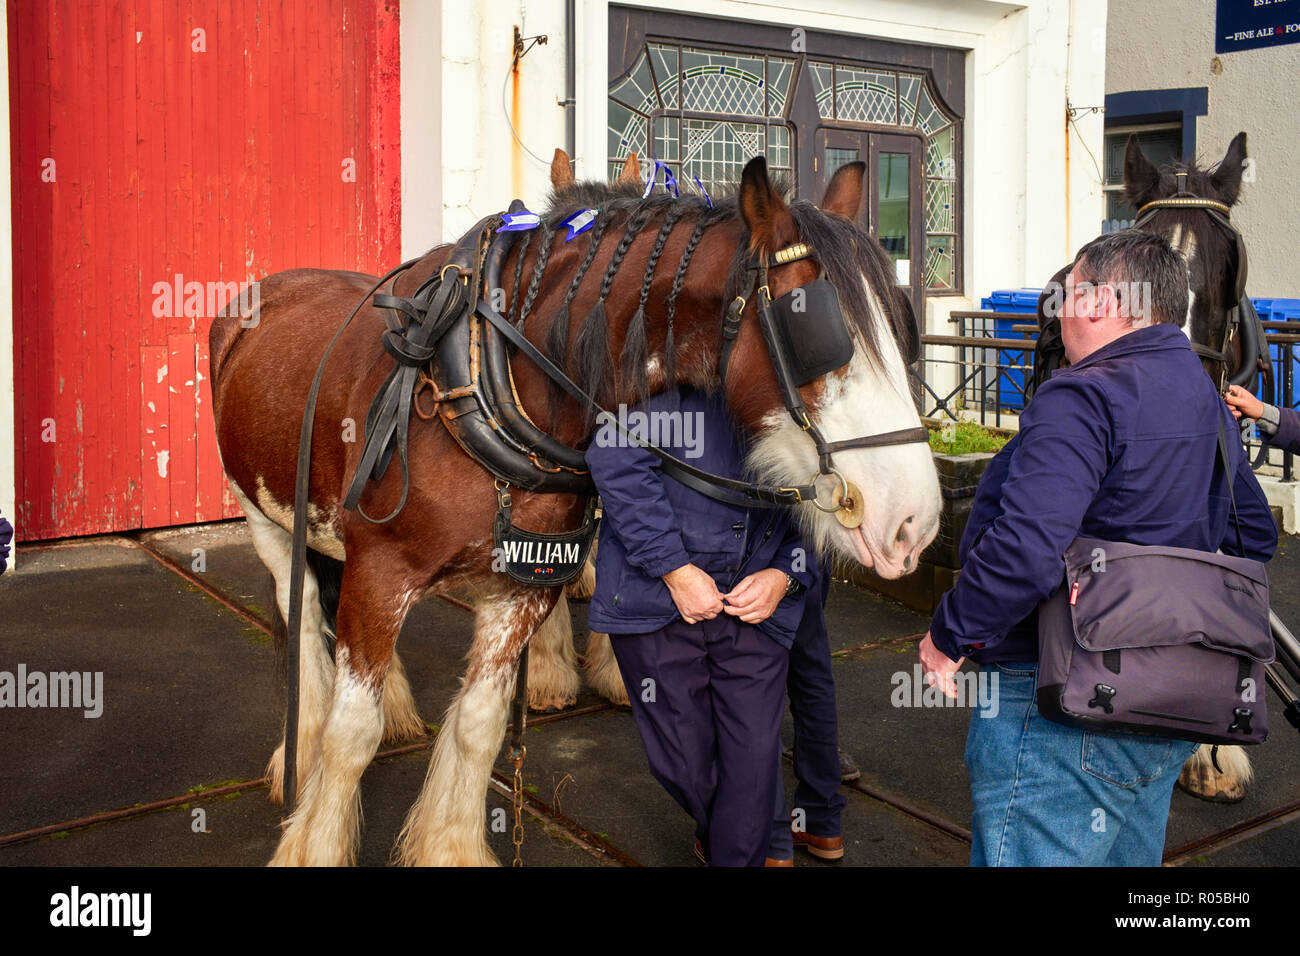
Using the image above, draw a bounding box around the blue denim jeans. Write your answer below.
[966,661,1201,866]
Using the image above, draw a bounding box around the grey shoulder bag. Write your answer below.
[1036,417,1273,744]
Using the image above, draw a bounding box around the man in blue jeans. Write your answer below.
[586,385,820,867]
[919,230,1277,866]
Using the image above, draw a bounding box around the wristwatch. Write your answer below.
[783,572,802,597]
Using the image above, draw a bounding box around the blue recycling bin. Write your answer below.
[1254,298,1300,407]
[979,289,1041,411]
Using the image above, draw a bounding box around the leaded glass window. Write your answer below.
[610,45,961,291]
[831,66,899,126]
[808,60,961,292]
[609,42,796,194]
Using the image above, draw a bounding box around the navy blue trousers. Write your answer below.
[610,614,789,867]
[769,574,847,857]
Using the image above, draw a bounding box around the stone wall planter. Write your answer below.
[843,446,998,615]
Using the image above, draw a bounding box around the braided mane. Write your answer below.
[510,172,897,413]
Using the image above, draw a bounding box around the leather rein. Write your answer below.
[468,235,928,514]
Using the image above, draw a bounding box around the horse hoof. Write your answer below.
[527,696,577,714]
[1177,762,1246,804]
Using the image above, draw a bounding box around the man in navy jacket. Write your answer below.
[921,230,1277,865]
[586,385,817,866]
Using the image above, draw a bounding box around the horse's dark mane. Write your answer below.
[530,173,900,407]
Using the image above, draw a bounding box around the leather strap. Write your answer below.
[474,300,818,508]
[1216,412,1246,556]
[282,254,425,816]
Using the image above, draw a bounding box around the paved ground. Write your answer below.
[1,521,1298,867]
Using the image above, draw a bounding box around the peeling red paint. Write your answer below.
[10,1,402,540]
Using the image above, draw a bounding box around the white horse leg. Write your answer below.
[232,483,336,807]
[269,643,385,866]
[397,589,557,866]
[1178,744,1253,803]
[526,594,580,712]
[583,630,629,706]
[268,548,416,867]
[382,651,426,744]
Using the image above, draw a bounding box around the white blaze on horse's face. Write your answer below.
[747,278,941,579]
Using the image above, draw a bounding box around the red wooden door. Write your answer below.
[9,0,401,541]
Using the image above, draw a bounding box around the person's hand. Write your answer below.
[1224,384,1264,421]
[919,631,964,700]
[722,569,789,624]
[663,563,725,624]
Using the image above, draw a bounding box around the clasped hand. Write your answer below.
[663,564,789,625]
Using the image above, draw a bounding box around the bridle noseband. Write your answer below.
[720,240,930,520]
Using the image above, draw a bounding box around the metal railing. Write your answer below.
[912,311,1037,430]
[911,315,1300,486]
[1248,323,1300,483]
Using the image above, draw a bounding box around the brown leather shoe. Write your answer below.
[693,839,707,865]
[839,749,861,783]
[764,856,794,867]
[792,829,844,861]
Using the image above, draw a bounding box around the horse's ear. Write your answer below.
[551,149,574,190]
[1210,132,1248,206]
[618,152,641,184]
[820,160,865,220]
[1123,134,1162,207]
[739,156,797,254]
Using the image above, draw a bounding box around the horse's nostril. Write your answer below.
[903,554,912,570]
[896,517,916,544]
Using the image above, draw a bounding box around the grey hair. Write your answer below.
[1072,229,1191,329]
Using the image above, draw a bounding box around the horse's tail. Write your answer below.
[267,548,346,702]
[307,549,344,637]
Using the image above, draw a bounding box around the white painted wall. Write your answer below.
[401,0,443,258]
[0,0,13,570]
[437,0,572,242]
[418,0,1108,410]
[1108,0,1300,298]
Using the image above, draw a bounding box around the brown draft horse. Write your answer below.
[209,153,941,866]
[1033,132,1259,803]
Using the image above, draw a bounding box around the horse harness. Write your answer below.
[344,201,929,543]
[1132,183,1268,395]
[278,199,928,821]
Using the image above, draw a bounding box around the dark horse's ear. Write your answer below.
[820,160,865,220]
[550,149,574,190]
[1123,134,1162,207]
[1209,132,1248,206]
[739,156,798,254]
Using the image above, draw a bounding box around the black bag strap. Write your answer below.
[1216,414,1246,556]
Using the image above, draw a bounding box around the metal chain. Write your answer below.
[509,744,526,866]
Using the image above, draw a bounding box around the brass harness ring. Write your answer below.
[808,468,850,513]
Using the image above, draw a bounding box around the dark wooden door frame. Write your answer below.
[609,5,965,300]
[812,127,925,321]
